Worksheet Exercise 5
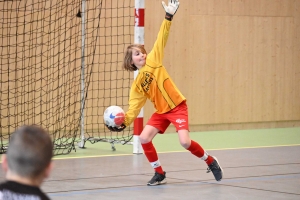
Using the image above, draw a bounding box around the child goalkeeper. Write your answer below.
[106,0,223,186]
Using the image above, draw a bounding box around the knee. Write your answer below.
[139,135,151,144]
[139,125,159,144]
[178,130,191,149]
[180,139,191,149]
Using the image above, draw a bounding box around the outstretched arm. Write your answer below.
[146,0,180,66]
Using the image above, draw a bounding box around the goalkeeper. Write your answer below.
[107,0,223,186]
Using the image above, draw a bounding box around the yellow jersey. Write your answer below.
[124,19,186,127]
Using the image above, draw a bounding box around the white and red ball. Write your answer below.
[103,106,125,127]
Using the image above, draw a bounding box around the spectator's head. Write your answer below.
[2,125,53,183]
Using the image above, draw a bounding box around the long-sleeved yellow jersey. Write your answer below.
[124,19,186,127]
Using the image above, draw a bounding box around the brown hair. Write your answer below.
[7,125,53,178]
[122,44,147,71]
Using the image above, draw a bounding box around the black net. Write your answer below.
[0,0,134,155]
[81,0,134,147]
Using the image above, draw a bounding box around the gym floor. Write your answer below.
[1,127,300,200]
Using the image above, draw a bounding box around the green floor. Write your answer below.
[53,127,300,160]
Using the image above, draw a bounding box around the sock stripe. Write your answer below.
[150,160,161,168]
[200,152,208,160]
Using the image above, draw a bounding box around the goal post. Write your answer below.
[133,0,145,154]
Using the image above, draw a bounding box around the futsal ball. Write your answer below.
[103,106,125,127]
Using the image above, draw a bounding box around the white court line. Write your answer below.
[52,143,300,161]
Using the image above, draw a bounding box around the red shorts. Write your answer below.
[147,101,189,134]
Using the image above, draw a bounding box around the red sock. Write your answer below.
[205,156,214,166]
[187,140,214,165]
[141,141,164,174]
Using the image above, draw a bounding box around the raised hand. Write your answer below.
[162,0,180,17]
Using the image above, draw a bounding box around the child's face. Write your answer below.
[131,48,146,69]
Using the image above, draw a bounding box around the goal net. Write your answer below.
[79,0,134,148]
[0,0,134,155]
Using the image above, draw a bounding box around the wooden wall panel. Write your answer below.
[144,0,300,131]
[1,0,299,132]
[294,0,300,122]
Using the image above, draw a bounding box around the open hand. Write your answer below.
[162,0,180,16]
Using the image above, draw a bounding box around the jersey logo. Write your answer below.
[141,72,154,92]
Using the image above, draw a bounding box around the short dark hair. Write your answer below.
[6,125,53,178]
[122,44,147,71]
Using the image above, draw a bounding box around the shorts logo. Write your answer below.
[176,119,186,124]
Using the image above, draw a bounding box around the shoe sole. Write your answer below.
[212,156,224,181]
[147,179,167,186]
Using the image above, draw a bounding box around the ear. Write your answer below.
[1,154,8,173]
[44,161,53,179]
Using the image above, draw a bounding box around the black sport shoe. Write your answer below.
[207,156,223,181]
[147,171,167,186]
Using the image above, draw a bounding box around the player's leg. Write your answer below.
[140,114,170,186]
[140,125,161,174]
[177,129,214,166]
[171,101,223,181]
[177,129,223,181]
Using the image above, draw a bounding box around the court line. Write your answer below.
[52,143,300,160]
[47,173,300,197]
[44,167,300,182]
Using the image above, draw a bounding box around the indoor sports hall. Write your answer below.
[0,0,299,200]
